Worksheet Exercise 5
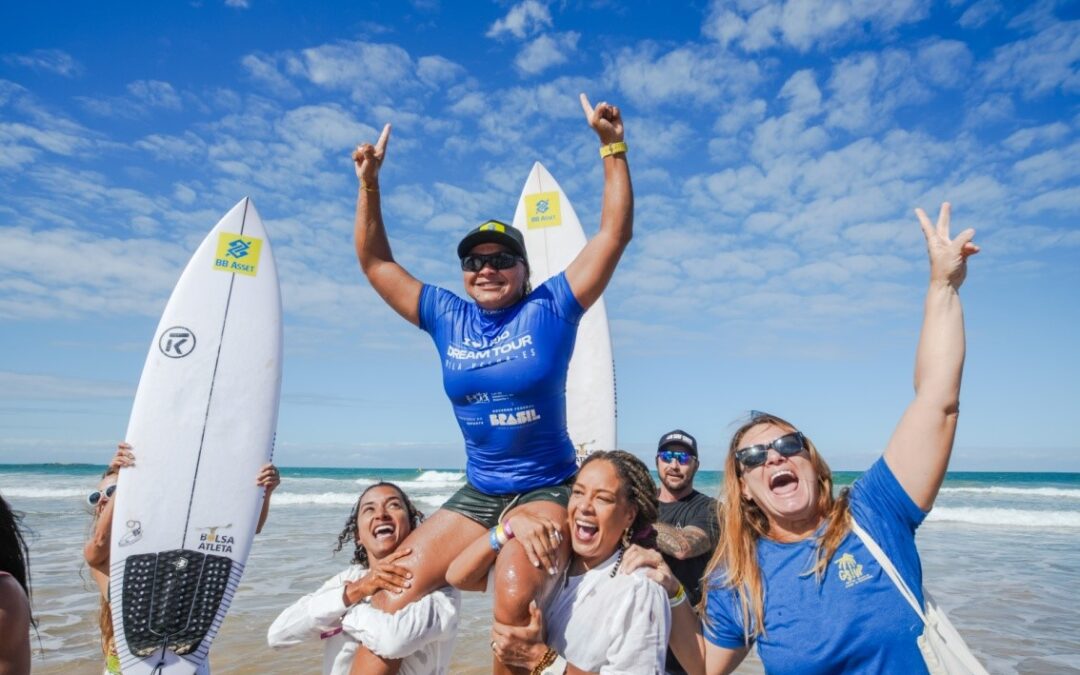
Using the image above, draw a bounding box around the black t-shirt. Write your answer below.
[658,489,719,674]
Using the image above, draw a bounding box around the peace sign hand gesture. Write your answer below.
[916,202,979,290]
[352,123,391,188]
[579,93,624,145]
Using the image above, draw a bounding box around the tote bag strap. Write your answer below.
[850,520,927,624]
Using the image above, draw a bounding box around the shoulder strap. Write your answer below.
[849,520,927,624]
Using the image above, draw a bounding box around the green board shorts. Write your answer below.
[442,477,574,528]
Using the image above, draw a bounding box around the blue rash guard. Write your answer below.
[704,458,929,674]
[418,272,584,495]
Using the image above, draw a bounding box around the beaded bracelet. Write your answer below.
[530,647,558,675]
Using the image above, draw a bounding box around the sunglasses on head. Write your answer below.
[87,484,117,506]
[735,432,806,470]
[460,252,523,272]
[657,449,694,466]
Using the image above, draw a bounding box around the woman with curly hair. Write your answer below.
[449,450,670,674]
[0,491,32,675]
[268,482,460,675]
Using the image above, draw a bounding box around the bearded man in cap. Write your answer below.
[655,429,719,674]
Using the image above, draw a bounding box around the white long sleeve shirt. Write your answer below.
[267,565,460,675]
[545,551,671,674]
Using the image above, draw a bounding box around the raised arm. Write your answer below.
[353,123,423,326]
[83,443,133,571]
[254,463,280,534]
[563,93,633,310]
[883,202,979,511]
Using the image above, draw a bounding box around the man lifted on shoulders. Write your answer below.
[654,429,719,675]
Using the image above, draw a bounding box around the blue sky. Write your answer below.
[1,0,1077,471]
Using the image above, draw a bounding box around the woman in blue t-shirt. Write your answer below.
[632,204,980,674]
[348,93,633,675]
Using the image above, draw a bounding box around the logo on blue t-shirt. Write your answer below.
[835,551,872,588]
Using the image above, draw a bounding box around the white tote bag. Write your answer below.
[850,522,989,675]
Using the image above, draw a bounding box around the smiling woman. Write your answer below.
[640,204,988,675]
[348,92,634,675]
[267,482,460,675]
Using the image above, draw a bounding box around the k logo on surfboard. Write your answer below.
[158,326,196,358]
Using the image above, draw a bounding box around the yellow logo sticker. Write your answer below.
[525,192,562,229]
[213,233,262,276]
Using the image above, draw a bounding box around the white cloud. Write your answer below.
[225,0,250,7]
[134,132,208,162]
[1002,122,1070,152]
[606,43,761,108]
[958,0,1004,29]
[241,53,301,98]
[0,225,187,319]
[126,80,182,109]
[487,0,552,40]
[2,49,83,77]
[1011,140,1080,188]
[703,0,931,52]
[0,371,132,400]
[515,32,580,76]
[417,55,467,87]
[981,18,1080,98]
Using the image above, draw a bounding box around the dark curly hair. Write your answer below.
[333,482,423,567]
[579,450,660,549]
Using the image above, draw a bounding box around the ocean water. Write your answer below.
[4,463,1079,674]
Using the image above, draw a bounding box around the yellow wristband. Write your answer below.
[599,141,628,158]
[360,180,379,193]
[669,584,687,608]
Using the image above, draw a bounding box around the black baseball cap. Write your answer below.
[457,220,527,261]
[658,429,698,457]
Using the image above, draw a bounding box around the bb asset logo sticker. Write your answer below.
[159,327,196,358]
[525,192,562,229]
[213,233,263,276]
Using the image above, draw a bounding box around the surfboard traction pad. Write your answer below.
[112,550,243,666]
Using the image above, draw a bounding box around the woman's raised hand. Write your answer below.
[579,93,624,145]
[352,123,391,188]
[916,202,979,290]
[108,442,135,473]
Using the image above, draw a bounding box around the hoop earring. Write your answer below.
[621,527,632,549]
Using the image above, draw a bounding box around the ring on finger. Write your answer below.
[491,640,497,652]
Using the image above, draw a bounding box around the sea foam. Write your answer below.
[938,486,1080,499]
[927,507,1080,528]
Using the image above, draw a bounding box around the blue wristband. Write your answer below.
[489,527,502,552]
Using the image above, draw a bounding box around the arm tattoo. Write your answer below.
[654,524,713,560]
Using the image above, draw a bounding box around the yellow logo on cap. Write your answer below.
[213,233,262,276]
[479,221,507,233]
[525,192,562,229]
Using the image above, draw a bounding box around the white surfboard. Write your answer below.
[512,162,617,462]
[109,198,282,674]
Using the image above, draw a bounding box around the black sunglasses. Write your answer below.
[87,483,117,506]
[734,432,806,470]
[460,252,523,272]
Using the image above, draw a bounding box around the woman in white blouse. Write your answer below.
[268,482,460,675]
[449,450,671,674]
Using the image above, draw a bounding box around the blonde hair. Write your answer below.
[699,412,851,643]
